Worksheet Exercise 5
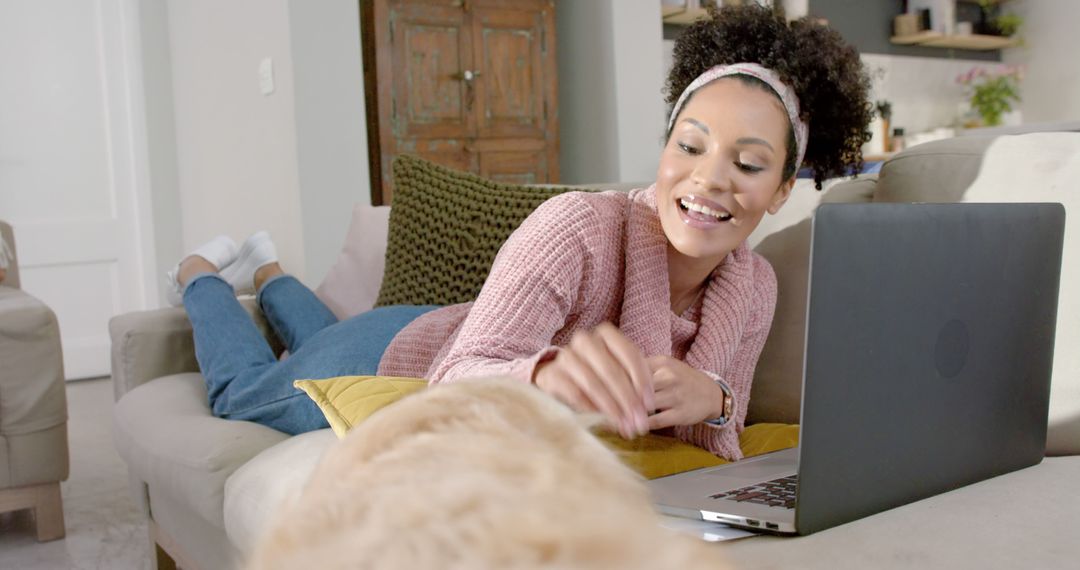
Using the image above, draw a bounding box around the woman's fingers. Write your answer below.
[651,385,676,411]
[596,323,656,413]
[571,330,648,435]
[646,408,684,431]
[556,347,636,438]
[544,370,598,414]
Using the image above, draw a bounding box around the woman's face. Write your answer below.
[656,78,795,266]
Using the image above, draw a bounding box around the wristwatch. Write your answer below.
[702,371,735,427]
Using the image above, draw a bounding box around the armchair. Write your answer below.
[0,220,69,541]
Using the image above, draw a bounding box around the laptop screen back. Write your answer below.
[794,203,1065,535]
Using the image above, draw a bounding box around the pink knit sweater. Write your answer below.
[378,186,778,460]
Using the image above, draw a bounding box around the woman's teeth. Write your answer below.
[679,197,732,221]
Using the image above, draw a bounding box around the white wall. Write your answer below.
[166,0,307,282]
[557,0,665,185]
[288,0,372,284]
[1004,0,1080,124]
[860,53,980,134]
[609,2,666,183]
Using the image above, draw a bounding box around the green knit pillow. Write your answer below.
[375,156,582,307]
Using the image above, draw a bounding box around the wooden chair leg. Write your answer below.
[155,542,179,570]
[33,482,65,542]
[0,482,65,542]
[149,520,181,570]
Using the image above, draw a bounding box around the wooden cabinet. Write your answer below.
[362,0,559,204]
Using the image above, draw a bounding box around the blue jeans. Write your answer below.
[182,273,438,434]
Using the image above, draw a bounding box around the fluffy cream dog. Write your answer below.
[247,378,730,570]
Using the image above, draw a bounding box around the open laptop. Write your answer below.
[650,202,1066,535]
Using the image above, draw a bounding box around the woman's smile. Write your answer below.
[674,194,738,229]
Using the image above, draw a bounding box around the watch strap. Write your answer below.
[702,371,735,427]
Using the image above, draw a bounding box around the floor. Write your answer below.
[0,377,151,569]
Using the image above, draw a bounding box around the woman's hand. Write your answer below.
[646,355,727,431]
[534,323,655,439]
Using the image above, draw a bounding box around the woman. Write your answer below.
[171,5,871,459]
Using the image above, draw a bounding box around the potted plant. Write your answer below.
[975,0,1023,36]
[956,65,1023,127]
[993,12,1023,37]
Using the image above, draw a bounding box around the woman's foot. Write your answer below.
[165,235,238,306]
[221,231,279,294]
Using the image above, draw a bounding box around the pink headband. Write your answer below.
[667,63,809,172]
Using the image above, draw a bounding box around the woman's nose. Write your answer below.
[691,153,731,192]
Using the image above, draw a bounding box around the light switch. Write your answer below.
[259,58,275,95]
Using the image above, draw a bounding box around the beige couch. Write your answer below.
[0,220,69,542]
[110,134,1080,570]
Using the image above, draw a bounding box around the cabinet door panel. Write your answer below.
[391,3,472,139]
[470,5,549,139]
[479,150,548,185]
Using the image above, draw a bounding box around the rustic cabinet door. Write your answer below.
[390,1,471,140]
[470,2,550,140]
[387,1,475,179]
[364,0,558,204]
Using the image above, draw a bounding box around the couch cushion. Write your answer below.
[873,133,1080,455]
[314,204,391,320]
[113,373,289,526]
[375,155,582,306]
[224,429,336,557]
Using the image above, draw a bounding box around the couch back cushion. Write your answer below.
[314,205,391,320]
[375,155,582,307]
[874,133,1080,455]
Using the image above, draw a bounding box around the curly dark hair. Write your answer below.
[665,5,873,189]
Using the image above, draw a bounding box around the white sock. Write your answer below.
[165,235,238,306]
[220,231,278,294]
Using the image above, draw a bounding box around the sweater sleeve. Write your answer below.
[674,255,778,461]
[427,192,603,385]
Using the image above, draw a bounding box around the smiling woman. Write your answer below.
[166,3,872,462]
[381,5,873,458]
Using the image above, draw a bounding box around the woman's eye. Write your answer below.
[736,161,764,173]
[677,142,701,155]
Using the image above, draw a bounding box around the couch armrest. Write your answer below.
[0,286,67,436]
[109,298,284,400]
[0,219,19,289]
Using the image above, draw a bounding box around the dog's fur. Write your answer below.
[247,378,730,570]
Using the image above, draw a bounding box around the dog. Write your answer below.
[247,377,731,570]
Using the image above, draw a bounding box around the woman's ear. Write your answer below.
[767,177,796,215]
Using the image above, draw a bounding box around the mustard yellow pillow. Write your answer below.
[294,375,428,438]
[597,423,799,480]
[295,375,799,479]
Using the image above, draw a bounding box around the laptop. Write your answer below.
[650,202,1066,535]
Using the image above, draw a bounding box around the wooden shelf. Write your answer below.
[890,31,942,45]
[661,5,687,17]
[890,32,1018,50]
[662,6,708,26]
[863,152,898,163]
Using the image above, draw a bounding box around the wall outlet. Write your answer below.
[259,58,275,95]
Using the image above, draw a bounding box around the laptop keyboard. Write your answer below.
[709,474,797,510]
